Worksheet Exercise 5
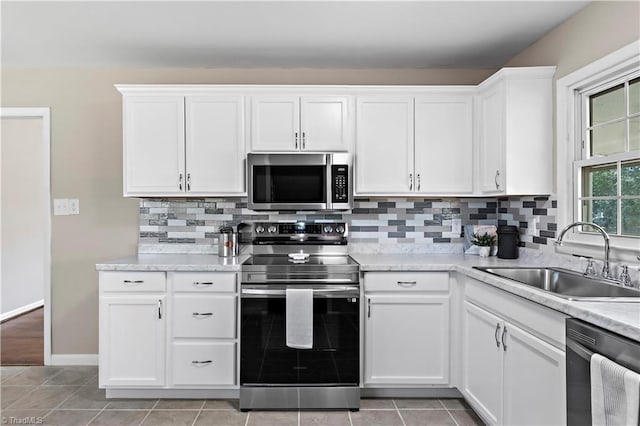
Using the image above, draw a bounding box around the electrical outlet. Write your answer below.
[69,199,80,215]
[53,199,69,216]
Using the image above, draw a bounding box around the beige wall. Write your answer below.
[504,1,640,78]
[0,67,494,355]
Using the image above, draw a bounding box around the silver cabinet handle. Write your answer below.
[192,360,212,365]
[179,173,183,191]
[495,323,501,348]
[158,300,163,319]
[302,132,306,149]
[417,174,421,191]
[186,173,191,191]
[193,281,213,287]
[295,132,299,149]
[501,326,508,351]
[367,298,371,318]
[397,281,417,287]
[409,173,413,191]
[494,170,501,191]
[192,312,213,318]
[123,280,144,285]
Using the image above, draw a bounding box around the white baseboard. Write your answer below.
[50,354,98,366]
[0,299,44,322]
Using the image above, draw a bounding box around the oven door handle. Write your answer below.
[241,286,359,297]
[566,338,595,361]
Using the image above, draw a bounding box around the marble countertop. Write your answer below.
[351,253,640,342]
[95,254,250,272]
[96,252,639,342]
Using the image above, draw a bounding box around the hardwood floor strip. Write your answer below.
[1,307,44,366]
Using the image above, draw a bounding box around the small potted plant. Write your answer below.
[472,232,496,257]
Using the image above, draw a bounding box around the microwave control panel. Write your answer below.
[332,165,349,203]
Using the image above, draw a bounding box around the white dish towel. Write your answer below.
[286,288,313,349]
[591,353,640,426]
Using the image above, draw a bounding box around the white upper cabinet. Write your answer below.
[124,96,185,195]
[250,96,300,152]
[185,96,245,195]
[476,67,555,195]
[415,94,474,194]
[355,96,414,194]
[357,93,474,196]
[251,95,349,152]
[118,87,247,197]
[300,97,349,151]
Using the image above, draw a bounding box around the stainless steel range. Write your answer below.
[239,221,360,411]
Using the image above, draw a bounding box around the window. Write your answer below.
[576,74,640,237]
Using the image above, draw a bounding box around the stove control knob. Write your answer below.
[256,225,265,234]
[323,225,333,233]
[336,225,345,234]
[268,225,277,234]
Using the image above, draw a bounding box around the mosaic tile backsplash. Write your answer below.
[139,196,557,254]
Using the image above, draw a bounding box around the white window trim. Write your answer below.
[556,40,640,262]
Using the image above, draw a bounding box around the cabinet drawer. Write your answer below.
[171,341,236,386]
[365,272,449,292]
[173,295,236,338]
[100,271,165,292]
[171,272,236,293]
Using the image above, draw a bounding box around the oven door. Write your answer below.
[247,153,329,211]
[240,285,359,387]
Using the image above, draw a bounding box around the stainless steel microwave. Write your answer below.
[247,153,352,211]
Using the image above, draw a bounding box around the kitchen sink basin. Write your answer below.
[473,266,640,302]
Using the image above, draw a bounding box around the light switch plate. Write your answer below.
[53,198,69,216]
[69,199,80,215]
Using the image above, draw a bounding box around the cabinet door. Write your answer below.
[123,96,185,195]
[415,94,473,194]
[502,323,566,426]
[365,294,450,385]
[463,301,502,425]
[355,97,414,194]
[300,96,349,152]
[477,82,505,194]
[251,96,300,152]
[186,96,245,194]
[99,295,166,387]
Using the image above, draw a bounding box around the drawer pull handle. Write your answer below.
[193,281,213,286]
[192,360,212,365]
[192,312,213,318]
[397,281,417,287]
[123,280,144,285]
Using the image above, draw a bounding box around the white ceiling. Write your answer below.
[1,1,590,68]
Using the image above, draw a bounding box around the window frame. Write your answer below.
[557,41,640,261]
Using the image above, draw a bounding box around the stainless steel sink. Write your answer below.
[473,266,640,302]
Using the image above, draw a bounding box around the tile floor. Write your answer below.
[1,366,484,425]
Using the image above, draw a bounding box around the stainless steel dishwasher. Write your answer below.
[566,318,640,425]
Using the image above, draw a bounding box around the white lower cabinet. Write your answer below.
[99,272,167,387]
[364,272,450,386]
[169,272,238,388]
[99,271,238,390]
[462,278,566,426]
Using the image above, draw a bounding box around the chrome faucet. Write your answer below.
[556,221,612,280]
